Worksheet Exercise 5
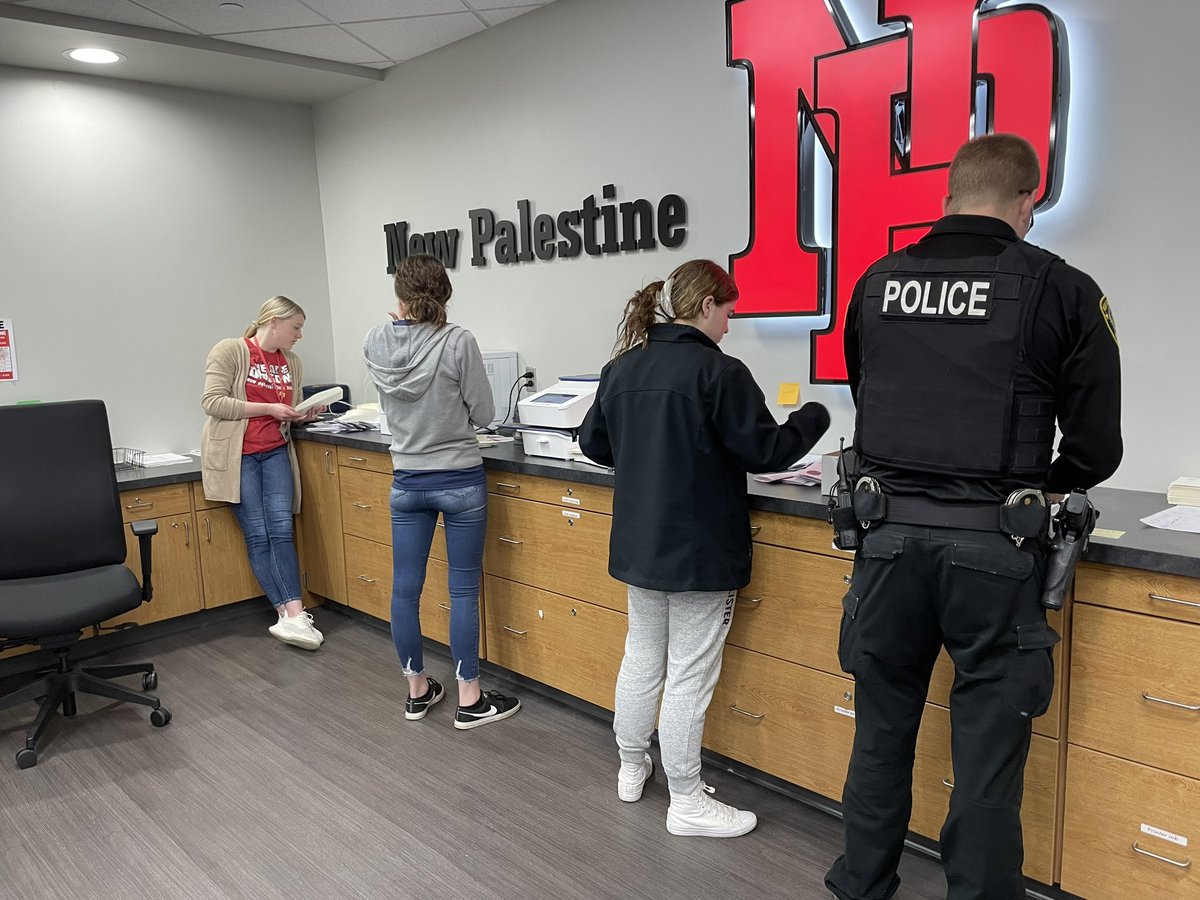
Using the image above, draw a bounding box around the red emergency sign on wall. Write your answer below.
[726,0,1067,383]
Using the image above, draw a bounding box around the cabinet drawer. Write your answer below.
[120,483,191,521]
[484,576,625,711]
[925,606,1065,740]
[487,471,613,515]
[749,509,853,560]
[338,446,393,474]
[730,544,850,675]
[344,535,481,656]
[1077,562,1200,626]
[484,494,626,613]
[908,704,1058,885]
[1062,745,1200,899]
[340,467,392,545]
[1070,604,1200,778]
[704,646,857,801]
[191,481,224,510]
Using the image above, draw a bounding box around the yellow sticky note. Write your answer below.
[777,382,801,405]
[1092,528,1125,540]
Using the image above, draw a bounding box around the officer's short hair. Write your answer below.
[946,134,1041,212]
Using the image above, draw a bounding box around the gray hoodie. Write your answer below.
[363,320,495,471]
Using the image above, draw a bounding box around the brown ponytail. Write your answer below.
[612,281,665,357]
[394,254,451,328]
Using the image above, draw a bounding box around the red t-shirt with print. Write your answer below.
[242,338,292,455]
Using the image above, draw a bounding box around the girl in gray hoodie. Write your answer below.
[363,254,520,730]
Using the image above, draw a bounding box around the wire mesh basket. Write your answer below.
[112,447,145,470]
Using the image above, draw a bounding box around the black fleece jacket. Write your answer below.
[579,324,830,592]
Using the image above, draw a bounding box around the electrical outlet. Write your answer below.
[522,367,536,389]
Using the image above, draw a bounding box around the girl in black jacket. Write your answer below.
[579,259,829,837]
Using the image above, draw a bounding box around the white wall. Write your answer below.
[312,0,1200,493]
[0,65,334,454]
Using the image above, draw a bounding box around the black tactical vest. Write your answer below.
[854,242,1058,478]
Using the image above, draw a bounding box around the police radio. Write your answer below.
[828,438,860,552]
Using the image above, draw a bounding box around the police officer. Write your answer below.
[825,134,1122,900]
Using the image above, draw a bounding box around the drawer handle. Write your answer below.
[498,537,523,545]
[436,521,445,528]
[729,704,764,720]
[843,575,853,586]
[1148,592,1200,609]
[1142,692,1200,711]
[495,482,521,491]
[351,502,371,510]
[346,456,367,462]
[942,778,954,789]
[739,596,763,607]
[1131,841,1191,868]
[355,575,378,584]
[125,500,154,510]
[749,525,762,536]
[438,603,451,611]
[503,626,528,636]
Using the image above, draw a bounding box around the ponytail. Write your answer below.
[612,281,665,357]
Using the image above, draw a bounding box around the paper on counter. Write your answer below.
[141,452,194,467]
[1140,506,1200,534]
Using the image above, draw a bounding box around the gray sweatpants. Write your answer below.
[613,585,737,795]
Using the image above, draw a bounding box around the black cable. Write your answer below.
[500,374,524,426]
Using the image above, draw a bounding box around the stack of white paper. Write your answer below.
[1167,476,1200,507]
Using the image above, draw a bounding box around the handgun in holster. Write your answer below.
[1040,489,1098,610]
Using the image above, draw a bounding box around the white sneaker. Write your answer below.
[665,783,757,837]
[617,754,654,802]
[269,611,323,650]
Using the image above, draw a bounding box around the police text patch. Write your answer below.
[879,277,995,320]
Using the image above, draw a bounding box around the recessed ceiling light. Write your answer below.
[65,48,124,64]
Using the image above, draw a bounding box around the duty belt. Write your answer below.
[883,497,1004,532]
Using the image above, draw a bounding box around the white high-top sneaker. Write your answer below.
[617,754,654,802]
[269,611,323,650]
[665,783,757,837]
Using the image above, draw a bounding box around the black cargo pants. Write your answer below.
[825,523,1058,900]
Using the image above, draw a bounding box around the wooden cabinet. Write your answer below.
[1061,745,1199,899]
[103,485,202,628]
[194,506,264,608]
[704,644,858,802]
[1062,565,1200,897]
[485,493,625,612]
[296,440,345,603]
[484,576,625,711]
[486,470,614,515]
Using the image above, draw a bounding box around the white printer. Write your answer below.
[515,375,600,460]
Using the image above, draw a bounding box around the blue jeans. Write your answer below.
[390,480,487,681]
[232,445,302,610]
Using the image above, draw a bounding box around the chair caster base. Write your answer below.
[15,747,38,769]
[150,707,172,727]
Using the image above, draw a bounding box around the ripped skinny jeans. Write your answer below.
[389,480,487,681]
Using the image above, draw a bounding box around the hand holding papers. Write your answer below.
[754,454,822,486]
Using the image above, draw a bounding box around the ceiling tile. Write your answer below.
[135,0,325,35]
[343,12,483,63]
[476,5,540,26]
[298,0,468,24]
[464,0,550,8]
[217,24,388,64]
[17,0,196,33]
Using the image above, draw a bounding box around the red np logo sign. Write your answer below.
[727,0,1067,383]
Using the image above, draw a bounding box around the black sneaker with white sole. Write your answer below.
[405,677,445,720]
[454,690,521,730]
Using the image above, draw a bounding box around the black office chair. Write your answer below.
[0,400,171,768]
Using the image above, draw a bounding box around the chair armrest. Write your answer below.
[130,519,158,603]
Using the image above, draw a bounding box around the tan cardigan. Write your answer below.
[200,337,303,511]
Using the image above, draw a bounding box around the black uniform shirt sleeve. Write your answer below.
[843,277,866,405]
[1033,264,1123,492]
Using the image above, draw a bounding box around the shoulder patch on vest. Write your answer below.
[1099,295,1118,346]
